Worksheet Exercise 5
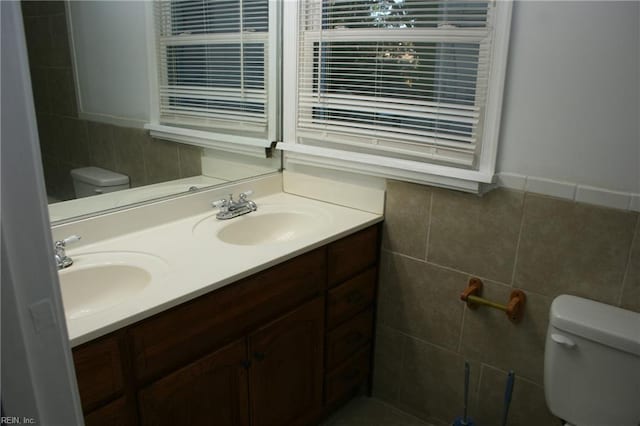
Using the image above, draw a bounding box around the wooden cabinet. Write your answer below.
[249,298,324,426]
[84,397,135,426]
[327,226,378,286]
[129,248,326,384]
[323,227,379,407]
[326,309,374,370]
[72,334,124,413]
[72,224,380,425]
[327,268,377,328]
[137,299,325,426]
[325,346,371,405]
[138,339,249,426]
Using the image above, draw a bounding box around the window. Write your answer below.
[280,0,512,191]
[147,0,278,156]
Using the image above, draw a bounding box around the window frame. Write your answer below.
[279,0,513,191]
[145,0,280,158]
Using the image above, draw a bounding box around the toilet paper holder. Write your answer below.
[460,278,526,323]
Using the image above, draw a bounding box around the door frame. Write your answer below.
[1,2,84,424]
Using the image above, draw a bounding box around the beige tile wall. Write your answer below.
[374,180,640,426]
[22,1,202,201]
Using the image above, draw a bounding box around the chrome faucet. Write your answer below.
[212,190,257,220]
[54,235,81,269]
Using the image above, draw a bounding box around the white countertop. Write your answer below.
[64,191,382,346]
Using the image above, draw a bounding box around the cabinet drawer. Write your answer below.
[325,346,371,405]
[326,308,373,371]
[327,268,376,329]
[129,248,326,383]
[73,334,124,412]
[328,226,378,287]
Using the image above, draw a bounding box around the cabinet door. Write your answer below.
[248,297,324,426]
[73,334,124,413]
[138,339,249,426]
[84,397,135,426]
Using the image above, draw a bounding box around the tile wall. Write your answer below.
[374,180,639,426]
[21,1,202,201]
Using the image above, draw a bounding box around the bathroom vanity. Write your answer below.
[72,225,379,426]
[55,175,384,426]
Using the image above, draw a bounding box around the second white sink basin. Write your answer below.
[58,252,168,320]
[193,204,333,245]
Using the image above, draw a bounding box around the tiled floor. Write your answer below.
[322,397,435,426]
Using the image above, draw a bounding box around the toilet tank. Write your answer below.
[71,167,130,198]
[544,295,640,426]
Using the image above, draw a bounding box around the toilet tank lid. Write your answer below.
[550,295,640,356]
[70,167,129,187]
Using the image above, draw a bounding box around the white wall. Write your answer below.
[497,1,639,193]
[1,2,84,423]
[67,1,152,127]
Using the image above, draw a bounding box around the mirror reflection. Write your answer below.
[21,0,280,223]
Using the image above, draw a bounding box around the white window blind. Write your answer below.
[155,0,270,138]
[294,0,498,168]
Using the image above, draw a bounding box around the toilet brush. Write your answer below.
[452,361,474,426]
[501,371,515,426]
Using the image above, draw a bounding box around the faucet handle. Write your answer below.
[212,199,228,209]
[57,234,81,248]
[239,190,253,200]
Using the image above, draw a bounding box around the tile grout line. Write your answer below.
[392,327,464,358]
[473,362,486,416]
[509,192,528,288]
[617,213,639,306]
[424,190,434,261]
[395,329,409,403]
[385,248,554,297]
[456,304,467,354]
[367,397,433,426]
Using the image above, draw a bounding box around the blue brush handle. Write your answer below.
[463,362,470,422]
[501,371,515,426]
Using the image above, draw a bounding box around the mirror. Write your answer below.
[21,0,280,224]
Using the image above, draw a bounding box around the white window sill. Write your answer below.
[276,143,495,193]
[146,124,273,158]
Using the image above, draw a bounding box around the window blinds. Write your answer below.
[296,0,494,167]
[155,0,269,136]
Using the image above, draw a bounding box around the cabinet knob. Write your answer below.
[241,360,252,369]
[254,351,266,361]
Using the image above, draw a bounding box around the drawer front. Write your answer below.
[326,308,374,371]
[327,267,376,329]
[325,346,371,405]
[73,334,125,412]
[328,226,378,287]
[129,248,326,383]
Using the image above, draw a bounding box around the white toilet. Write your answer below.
[544,295,640,426]
[70,166,130,198]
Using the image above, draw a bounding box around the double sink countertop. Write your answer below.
[59,185,383,347]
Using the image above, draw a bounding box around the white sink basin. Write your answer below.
[58,252,168,319]
[193,204,333,245]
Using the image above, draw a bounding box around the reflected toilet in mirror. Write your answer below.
[71,167,130,198]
